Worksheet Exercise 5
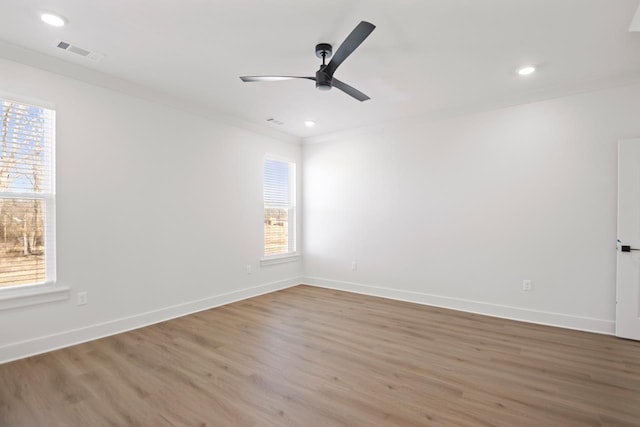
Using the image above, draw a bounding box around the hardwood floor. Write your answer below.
[1,285,639,426]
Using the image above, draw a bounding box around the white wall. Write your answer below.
[0,58,302,362]
[303,83,640,334]
[2,55,639,364]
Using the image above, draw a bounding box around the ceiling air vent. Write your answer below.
[266,118,284,125]
[55,40,103,61]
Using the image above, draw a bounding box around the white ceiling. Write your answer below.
[1,0,639,139]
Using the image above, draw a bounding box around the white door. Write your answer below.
[616,138,640,340]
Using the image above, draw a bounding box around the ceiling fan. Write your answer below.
[240,21,376,102]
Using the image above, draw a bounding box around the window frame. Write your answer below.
[0,93,64,309]
[261,155,298,265]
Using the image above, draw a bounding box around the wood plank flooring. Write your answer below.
[1,285,639,426]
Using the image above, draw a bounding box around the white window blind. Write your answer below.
[263,158,295,257]
[0,98,56,288]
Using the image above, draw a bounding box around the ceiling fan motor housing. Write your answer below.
[315,69,332,91]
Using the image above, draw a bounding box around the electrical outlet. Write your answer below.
[351,261,358,271]
[77,291,88,305]
[522,280,533,291]
[246,265,253,275]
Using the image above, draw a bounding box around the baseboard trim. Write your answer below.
[0,276,302,364]
[1,275,616,364]
[303,276,615,335]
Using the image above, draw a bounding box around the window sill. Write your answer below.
[260,254,301,266]
[0,284,70,311]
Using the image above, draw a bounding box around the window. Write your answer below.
[263,157,296,258]
[0,98,55,289]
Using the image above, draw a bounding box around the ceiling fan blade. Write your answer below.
[240,76,315,82]
[332,78,370,102]
[323,21,375,77]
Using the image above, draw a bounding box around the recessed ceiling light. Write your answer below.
[517,66,536,76]
[41,12,67,27]
[304,120,316,128]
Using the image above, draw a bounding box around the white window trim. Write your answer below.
[0,96,59,304]
[260,253,301,266]
[0,283,69,310]
[263,155,298,261]
[0,91,56,111]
